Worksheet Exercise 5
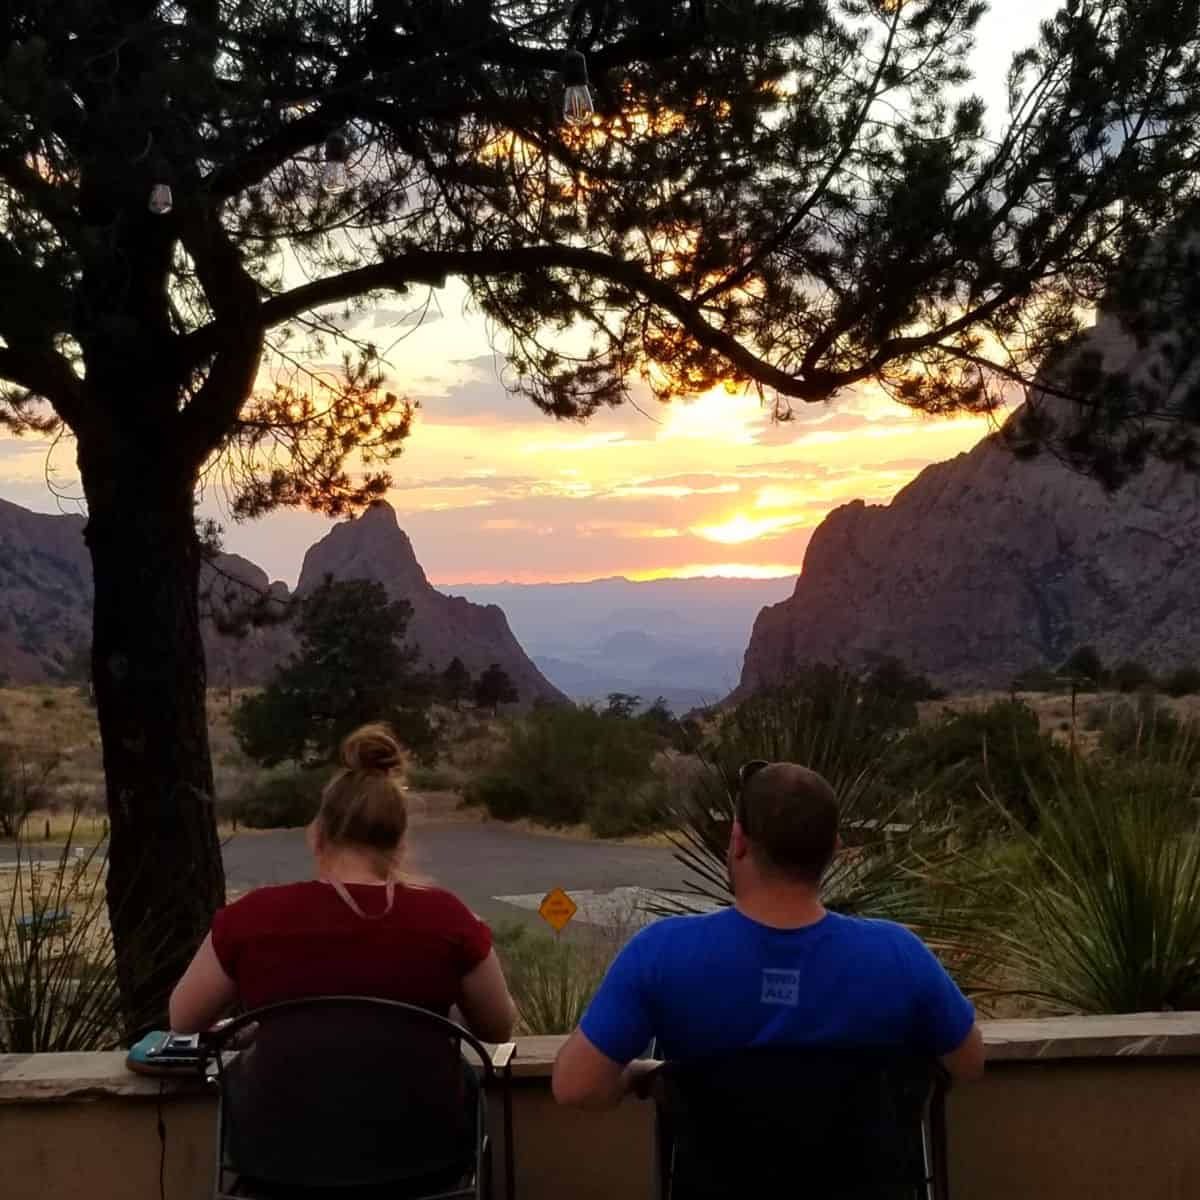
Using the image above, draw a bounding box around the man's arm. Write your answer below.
[552,1029,657,1110]
[939,1022,985,1083]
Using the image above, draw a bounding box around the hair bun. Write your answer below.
[340,723,404,773]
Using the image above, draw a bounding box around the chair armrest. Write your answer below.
[490,1042,517,1072]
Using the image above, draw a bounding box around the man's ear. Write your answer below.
[730,819,750,861]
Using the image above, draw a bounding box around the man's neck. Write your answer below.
[734,883,827,931]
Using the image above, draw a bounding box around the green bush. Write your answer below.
[883,700,1069,829]
[1011,665,1064,693]
[237,771,329,829]
[464,772,532,822]
[983,761,1200,1014]
[1163,665,1200,697]
[1112,660,1156,693]
[476,702,667,834]
[493,922,618,1035]
[405,763,464,792]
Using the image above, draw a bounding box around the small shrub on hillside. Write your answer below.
[1095,694,1200,768]
[237,771,330,829]
[1163,665,1200,698]
[1061,645,1107,688]
[1011,665,1063,693]
[1112,660,1156,693]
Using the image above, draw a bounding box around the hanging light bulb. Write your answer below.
[322,132,351,194]
[148,182,173,215]
[562,51,594,127]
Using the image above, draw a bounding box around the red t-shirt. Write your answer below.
[210,880,492,1014]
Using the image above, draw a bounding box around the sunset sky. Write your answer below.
[0,2,1060,589]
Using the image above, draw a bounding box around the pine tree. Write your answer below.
[0,1,1196,1020]
[475,664,519,715]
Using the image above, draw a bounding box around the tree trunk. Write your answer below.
[82,462,225,1033]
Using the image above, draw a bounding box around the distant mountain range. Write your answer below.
[445,577,795,709]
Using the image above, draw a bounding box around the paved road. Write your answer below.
[222,819,694,929]
[3,818,702,931]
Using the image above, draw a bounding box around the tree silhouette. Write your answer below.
[0,1,1196,1018]
[440,657,473,710]
[233,576,430,766]
[475,663,519,715]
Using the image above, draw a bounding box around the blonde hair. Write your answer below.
[314,724,408,875]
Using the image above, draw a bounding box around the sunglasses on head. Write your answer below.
[734,760,770,830]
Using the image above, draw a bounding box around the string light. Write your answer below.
[148,183,173,215]
[322,132,351,193]
[562,51,594,126]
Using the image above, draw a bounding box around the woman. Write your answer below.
[169,722,516,1042]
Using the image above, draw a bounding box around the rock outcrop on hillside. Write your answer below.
[0,496,558,702]
[740,310,1200,692]
[297,500,563,703]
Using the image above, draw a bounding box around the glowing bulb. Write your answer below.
[562,51,594,127]
[148,183,173,215]
[321,160,350,193]
[322,132,352,194]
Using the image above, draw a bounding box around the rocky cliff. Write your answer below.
[740,311,1200,692]
[296,500,563,703]
[0,496,559,702]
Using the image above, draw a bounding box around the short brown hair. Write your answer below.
[736,762,839,883]
[315,724,408,871]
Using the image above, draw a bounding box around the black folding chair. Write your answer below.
[638,1047,950,1200]
[202,996,516,1200]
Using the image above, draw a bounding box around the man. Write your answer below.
[553,761,984,1109]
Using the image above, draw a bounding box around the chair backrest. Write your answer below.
[647,1046,947,1200]
[205,996,493,1192]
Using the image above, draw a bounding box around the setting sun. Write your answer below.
[693,512,810,545]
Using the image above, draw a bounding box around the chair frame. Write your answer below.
[201,996,516,1200]
[646,1050,951,1200]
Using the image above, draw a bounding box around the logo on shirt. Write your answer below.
[761,969,800,1006]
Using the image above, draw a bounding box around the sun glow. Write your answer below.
[693,511,810,545]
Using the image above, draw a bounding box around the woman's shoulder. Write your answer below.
[219,881,323,921]
[398,883,480,923]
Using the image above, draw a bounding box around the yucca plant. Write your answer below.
[983,756,1200,1014]
[493,921,624,1036]
[655,677,998,995]
[0,827,128,1052]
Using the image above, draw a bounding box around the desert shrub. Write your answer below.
[405,763,465,792]
[1163,665,1200,697]
[0,749,59,839]
[237,770,330,829]
[475,702,666,834]
[1095,693,1200,765]
[883,700,1069,829]
[1060,645,1107,688]
[0,834,129,1051]
[492,922,620,1035]
[1112,660,1156,693]
[1011,665,1064,693]
[463,772,532,821]
[982,761,1200,1014]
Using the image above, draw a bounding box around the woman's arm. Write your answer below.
[168,933,238,1034]
[457,949,518,1043]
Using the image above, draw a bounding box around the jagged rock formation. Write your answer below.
[0,496,558,703]
[740,308,1200,692]
[296,500,563,703]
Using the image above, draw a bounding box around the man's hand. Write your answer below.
[553,1031,658,1109]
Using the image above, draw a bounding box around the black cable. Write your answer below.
[156,1079,167,1200]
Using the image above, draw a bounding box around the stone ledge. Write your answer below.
[4,1014,1200,1104]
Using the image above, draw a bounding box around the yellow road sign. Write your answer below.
[538,887,578,933]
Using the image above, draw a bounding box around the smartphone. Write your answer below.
[146,1032,202,1059]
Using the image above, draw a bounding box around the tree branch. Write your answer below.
[0,346,85,430]
[181,243,835,401]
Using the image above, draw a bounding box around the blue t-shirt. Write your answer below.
[580,908,974,1065]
